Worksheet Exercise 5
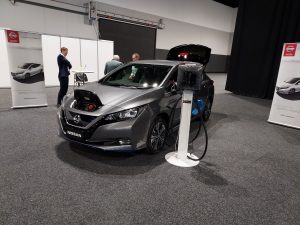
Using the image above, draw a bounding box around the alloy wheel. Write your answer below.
[150,121,167,151]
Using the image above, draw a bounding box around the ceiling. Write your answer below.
[214,0,239,8]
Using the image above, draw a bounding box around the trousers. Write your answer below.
[57,76,69,105]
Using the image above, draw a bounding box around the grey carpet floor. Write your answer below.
[0,75,299,225]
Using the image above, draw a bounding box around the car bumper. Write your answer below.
[276,88,290,94]
[57,106,153,151]
[11,73,25,79]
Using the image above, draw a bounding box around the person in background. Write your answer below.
[104,55,123,75]
[57,47,72,108]
[129,52,141,80]
[132,52,140,61]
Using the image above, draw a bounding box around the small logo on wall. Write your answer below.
[6,30,20,43]
[284,43,297,57]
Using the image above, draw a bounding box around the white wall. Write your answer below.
[96,0,236,54]
[96,0,237,32]
[157,19,232,55]
[0,30,11,88]
[0,0,97,40]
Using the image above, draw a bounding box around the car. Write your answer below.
[276,77,300,94]
[57,45,214,153]
[11,63,43,79]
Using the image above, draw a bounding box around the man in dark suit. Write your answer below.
[104,55,123,75]
[57,47,72,107]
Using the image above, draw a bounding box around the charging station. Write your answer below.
[165,63,208,167]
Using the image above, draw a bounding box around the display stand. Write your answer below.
[165,90,200,167]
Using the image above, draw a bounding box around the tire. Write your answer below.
[202,99,212,122]
[289,88,295,94]
[146,117,168,154]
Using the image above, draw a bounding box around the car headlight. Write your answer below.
[104,106,145,121]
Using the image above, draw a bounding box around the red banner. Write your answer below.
[283,43,297,57]
[6,30,20,43]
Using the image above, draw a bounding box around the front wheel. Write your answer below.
[146,117,168,154]
[289,88,295,94]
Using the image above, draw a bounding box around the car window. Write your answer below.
[20,63,32,69]
[31,64,40,68]
[101,64,172,88]
[286,78,300,84]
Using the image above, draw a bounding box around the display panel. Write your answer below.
[60,37,81,86]
[80,39,98,82]
[98,40,113,79]
[42,35,60,86]
[0,29,11,88]
[268,43,300,129]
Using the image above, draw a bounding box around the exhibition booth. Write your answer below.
[0,29,113,108]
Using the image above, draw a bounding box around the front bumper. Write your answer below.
[57,106,152,151]
[11,73,25,79]
[276,87,290,94]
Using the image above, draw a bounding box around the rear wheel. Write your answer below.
[146,117,168,154]
[202,99,212,122]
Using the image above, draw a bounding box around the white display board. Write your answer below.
[268,43,300,129]
[98,40,114,79]
[80,39,98,82]
[7,32,47,108]
[60,37,81,86]
[42,35,60,86]
[0,29,11,88]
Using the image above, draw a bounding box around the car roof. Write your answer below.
[128,60,202,67]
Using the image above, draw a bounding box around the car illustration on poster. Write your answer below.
[57,44,214,153]
[276,77,300,95]
[11,63,43,80]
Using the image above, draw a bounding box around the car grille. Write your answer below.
[65,111,97,127]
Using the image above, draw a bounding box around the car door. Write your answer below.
[30,64,39,76]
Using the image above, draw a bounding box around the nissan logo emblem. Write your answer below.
[9,32,17,39]
[73,115,81,124]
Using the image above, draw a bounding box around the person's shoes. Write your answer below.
[56,104,61,108]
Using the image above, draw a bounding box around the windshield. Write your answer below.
[101,64,172,88]
[285,78,300,84]
[20,63,32,69]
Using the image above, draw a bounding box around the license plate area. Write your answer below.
[65,127,85,141]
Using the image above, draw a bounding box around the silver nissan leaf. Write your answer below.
[57,46,214,153]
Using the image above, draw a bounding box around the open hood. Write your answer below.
[166,44,211,66]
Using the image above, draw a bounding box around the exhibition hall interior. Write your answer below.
[0,0,299,224]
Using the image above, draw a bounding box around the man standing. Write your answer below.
[104,55,123,75]
[57,47,72,108]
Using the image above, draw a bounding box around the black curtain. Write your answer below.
[226,0,300,99]
[99,19,156,63]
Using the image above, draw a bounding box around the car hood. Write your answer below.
[12,68,26,73]
[277,82,291,89]
[64,82,164,115]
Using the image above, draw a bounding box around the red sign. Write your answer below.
[6,30,20,43]
[283,43,297,56]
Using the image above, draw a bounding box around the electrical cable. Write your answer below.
[166,93,209,161]
[187,99,208,161]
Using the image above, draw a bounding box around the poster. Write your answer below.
[6,31,47,108]
[268,43,300,129]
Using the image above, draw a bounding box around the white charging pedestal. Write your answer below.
[165,90,200,167]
